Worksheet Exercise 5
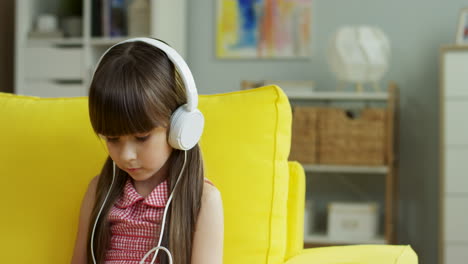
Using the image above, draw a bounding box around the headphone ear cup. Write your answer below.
[169,105,204,150]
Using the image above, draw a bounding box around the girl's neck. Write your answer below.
[132,161,170,197]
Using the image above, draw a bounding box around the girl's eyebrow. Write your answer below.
[134,134,150,138]
[134,131,152,135]
[98,130,154,139]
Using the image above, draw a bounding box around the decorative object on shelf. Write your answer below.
[327,26,390,92]
[62,16,82,37]
[59,0,82,38]
[456,7,468,45]
[327,202,379,242]
[216,0,312,59]
[37,14,59,32]
[29,13,64,39]
[128,0,150,37]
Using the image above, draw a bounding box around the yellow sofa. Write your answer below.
[0,86,417,263]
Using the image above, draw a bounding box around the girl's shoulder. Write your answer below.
[203,177,215,186]
[202,178,221,204]
[87,175,100,197]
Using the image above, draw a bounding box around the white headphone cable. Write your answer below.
[141,247,173,264]
[91,150,187,264]
[142,149,187,264]
[91,161,116,264]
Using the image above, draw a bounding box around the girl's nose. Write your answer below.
[120,142,137,162]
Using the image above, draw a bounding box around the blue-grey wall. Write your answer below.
[187,1,468,264]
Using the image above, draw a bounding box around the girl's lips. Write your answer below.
[127,168,140,172]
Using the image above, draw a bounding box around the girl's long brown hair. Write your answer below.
[86,39,204,264]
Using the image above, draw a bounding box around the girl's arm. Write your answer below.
[191,183,224,264]
[71,176,99,264]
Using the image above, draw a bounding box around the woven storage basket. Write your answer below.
[317,108,387,165]
[289,106,318,164]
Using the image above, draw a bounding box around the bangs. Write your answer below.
[89,60,170,136]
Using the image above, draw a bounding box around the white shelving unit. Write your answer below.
[15,0,186,97]
[285,91,388,101]
[295,85,398,247]
[439,46,468,264]
[304,233,386,245]
[302,164,388,175]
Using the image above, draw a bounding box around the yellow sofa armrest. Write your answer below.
[285,161,306,259]
[284,245,418,264]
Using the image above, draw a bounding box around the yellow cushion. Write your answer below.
[0,85,292,264]
[0,93,107,263]
[199,86,292,264]
[284,245,418,264]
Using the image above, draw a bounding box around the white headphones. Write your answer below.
[92,37,204,150]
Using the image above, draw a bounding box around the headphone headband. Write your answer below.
[92,37,198,111]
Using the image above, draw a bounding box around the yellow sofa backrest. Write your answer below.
[0,85,294,264]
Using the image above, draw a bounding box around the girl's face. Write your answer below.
[101,126,173,183]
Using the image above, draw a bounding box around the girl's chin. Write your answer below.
[128,170,157,182]
[127,170,146,179]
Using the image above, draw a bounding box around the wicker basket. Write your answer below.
[317,108,387,165]
[289,106,318,164]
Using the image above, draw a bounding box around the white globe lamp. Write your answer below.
[327,25,390,92]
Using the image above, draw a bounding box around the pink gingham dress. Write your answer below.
[105,179,169,264]
[105,178,213,263]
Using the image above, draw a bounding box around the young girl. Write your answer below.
[71,38,224,264]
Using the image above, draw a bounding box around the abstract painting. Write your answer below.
[216,0,312,59]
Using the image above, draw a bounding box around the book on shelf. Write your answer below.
[91,0,102,36]
[110,0,127,37]
[94,0,128,38]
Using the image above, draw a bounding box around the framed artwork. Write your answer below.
[456,7,468,45]
[216,0,312,59]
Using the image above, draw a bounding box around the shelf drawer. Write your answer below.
[21,80,86,98]
[24,46,83,79]
[445,100,468,145]
[445,147,468,194]
[445,243,468,264]
[444,51,468,97]
[444,196,468,242]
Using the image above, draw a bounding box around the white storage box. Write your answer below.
[304,200,314,237]
[327,202,379,241]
